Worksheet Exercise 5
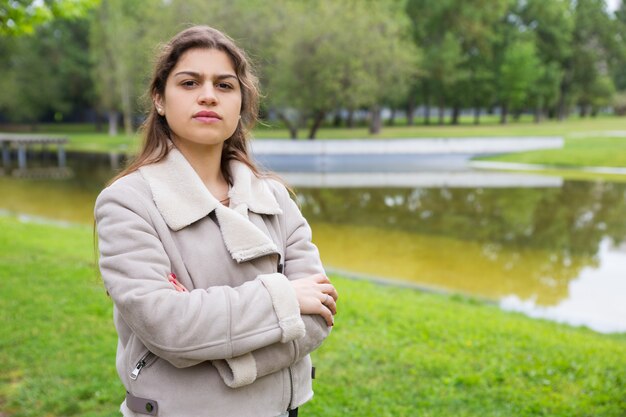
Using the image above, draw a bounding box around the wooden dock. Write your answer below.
[0,133,68,169]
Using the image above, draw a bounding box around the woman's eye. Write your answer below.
[181,80,197,88]
[217,82,234,90]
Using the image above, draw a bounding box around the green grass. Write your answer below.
[0,217,120,417]
[65,132,138,153]
[478,136,626,168]
[1,216,625,416]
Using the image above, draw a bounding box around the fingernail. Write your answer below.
[171,273,177,279]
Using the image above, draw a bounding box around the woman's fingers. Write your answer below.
[319,283,339,301]
[311,273,331,284]
[321,292,337,316]
[168,273,189,292]
[319,304,334,327]
[290,274,339,327]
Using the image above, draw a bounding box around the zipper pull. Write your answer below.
[130,352,151,380]
[130,359,146,380]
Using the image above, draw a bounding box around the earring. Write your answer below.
[157,107,164,115]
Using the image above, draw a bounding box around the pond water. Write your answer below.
[1,155,625,333]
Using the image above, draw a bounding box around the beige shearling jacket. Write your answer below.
[95,148,330,417]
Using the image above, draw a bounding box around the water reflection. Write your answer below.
[0,155,115,223]
[4,167,73,179]
[298,183,626,332]
[501,239,626,333]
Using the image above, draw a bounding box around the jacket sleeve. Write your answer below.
[212,182,331,388]
[95,183,305,369]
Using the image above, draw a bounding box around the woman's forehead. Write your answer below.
[172,48,237,76]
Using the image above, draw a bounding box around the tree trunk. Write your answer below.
[95,110,103,132]
[451,105,460,125]
[347,108,355,128]
[438,98,445,126]
[473,106,480,125]
[277,111,298,139]
[557,83,568,121]
[534,107,542,123]
[423,81,431,125]
[369,104,382,134]
[120,78,134,135]
[407,94,415,126]
[308,110,326,140]
[388,108,396,126]
[332,110,342,127]
[579,104,588,118]
[108,110,119,136]
[500,103,508,124]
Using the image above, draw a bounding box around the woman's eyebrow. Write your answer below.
[173,71,238,80]
[173,70,202,78]
[215,74,238,81]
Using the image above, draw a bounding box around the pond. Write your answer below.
[1,154,625,334]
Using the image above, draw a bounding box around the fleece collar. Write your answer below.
[138,147,282,262]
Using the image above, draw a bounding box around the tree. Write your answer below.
[0,17,94,123]
[406,0,508,125]
[519,0,573,120]
[406,0,460,125]
[265,0,418,139]
[90,0,158,135]
[0,0,98,35]
[612,1,626,92]
[498,39,541,123]
[568,0,614,119]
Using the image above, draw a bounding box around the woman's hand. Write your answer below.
[290,274,338,327]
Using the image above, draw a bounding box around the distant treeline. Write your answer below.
[1,0,626,138]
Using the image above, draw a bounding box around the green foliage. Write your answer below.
[1,215,625,416]
[0,0,99,35]
[0,17,94,122]
[1,0,626,130]
[89,0,161,134]
[266,0,419,138]
[499,40,541,113]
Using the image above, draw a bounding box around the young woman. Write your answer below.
[95,26,338,417]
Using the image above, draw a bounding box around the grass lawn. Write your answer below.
[477,136,626,168]
[1,216,625,416]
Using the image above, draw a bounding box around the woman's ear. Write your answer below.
[153,95,165,115]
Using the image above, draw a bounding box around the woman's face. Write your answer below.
[156,48,242,150]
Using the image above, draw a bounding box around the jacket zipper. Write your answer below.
[130,351,155,381]
[287,366,294,410]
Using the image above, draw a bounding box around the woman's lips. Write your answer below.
[193,111,221,123]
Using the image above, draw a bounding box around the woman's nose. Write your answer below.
[198,83,218,105]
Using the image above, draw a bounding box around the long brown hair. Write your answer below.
[110,25,263,185]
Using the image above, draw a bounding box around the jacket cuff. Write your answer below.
[212,353,257,388]
[258,273,305,343]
